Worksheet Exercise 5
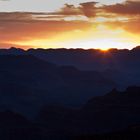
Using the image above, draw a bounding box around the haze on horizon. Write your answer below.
[0,0,140,50]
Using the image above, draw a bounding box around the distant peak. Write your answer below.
[10,47,17,49]
[132,46,140,51]
[105,88,120,97]
[9,47,23,51]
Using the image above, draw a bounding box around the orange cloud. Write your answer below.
[0,12,92,49]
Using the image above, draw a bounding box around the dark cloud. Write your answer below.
[49,2,98,18]
[80,2,98,17]
[50,1,140,18]
[98,0,140,34]
[58,4,82,15]
[102,1,140,15]
[0,12,33,21]
[0,12,54,21]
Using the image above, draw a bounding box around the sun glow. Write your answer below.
[11,24,140,50]
[65,38,136,50]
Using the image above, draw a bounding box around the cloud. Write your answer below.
[0,2,98,48]
[80,2,98,17]
[104,19,140,35]
[102,1,140,15]
[0,12,33,21]
[57,4,82,15]
[49,2,98,18]
[0,12,92,46]
[96,0,140,34]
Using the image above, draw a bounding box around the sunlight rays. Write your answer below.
[11,24,140,50]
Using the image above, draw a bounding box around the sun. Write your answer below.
[64,38,136,51]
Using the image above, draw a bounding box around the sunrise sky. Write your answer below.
[0,0,140,50]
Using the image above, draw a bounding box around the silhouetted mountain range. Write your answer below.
[35,86,140,136]
[0,54,115,117]
[0,86,140,139]
[0,47,140,139]
[1,46,140,70]
[1,47,140,88]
